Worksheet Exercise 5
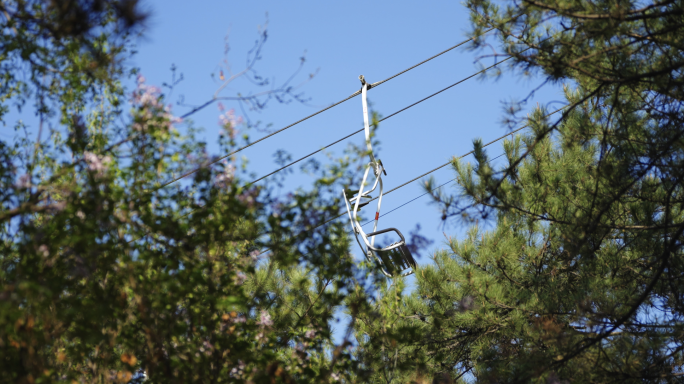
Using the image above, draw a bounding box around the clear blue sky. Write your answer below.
[132,0,563,281]
[1,0,565,346]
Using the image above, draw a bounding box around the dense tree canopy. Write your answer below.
[0,1,390,383]
[356,0,684,382]
[5,0,684,383]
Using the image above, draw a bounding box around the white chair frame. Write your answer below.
[342,76,416,278]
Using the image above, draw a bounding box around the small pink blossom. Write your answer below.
[214,162,235,188]
[232,315,246,324]
[249,249,261,261]
[83,152,112,176]
[131,75,182,132]
[229,360,246,378]
[15,174,31,189]
[237,188,258,209]
[304,329,316,339]
[199,340,214,356]
[256,310,273,327]
[38,245,49,258]
[218,108,243,139]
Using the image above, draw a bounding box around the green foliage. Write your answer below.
[357,0,684,382]
[9,0,683,382]
[0,2,385,383]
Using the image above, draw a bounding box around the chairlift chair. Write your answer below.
[342,76,417,278]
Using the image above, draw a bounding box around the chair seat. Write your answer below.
[373,242,416,275]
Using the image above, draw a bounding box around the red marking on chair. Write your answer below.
[375,212,379,220]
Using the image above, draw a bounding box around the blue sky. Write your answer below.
[4,1,565,285]
[2,0,566,350]
[130,0,564,287]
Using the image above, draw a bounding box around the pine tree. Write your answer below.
[360,0,684,382]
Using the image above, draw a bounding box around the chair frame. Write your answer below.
[342,76,416,278]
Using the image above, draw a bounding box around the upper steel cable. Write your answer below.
[359,152,507,228]
[143,52,519,242]
[129,57,516,245]
[254,106,566,256]
[382,105,564,197]
[155,29,495,190]
[242,55,516,187]
[293,105,567,234]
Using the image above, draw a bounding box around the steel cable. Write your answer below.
[286,105,567,238]
[241,55,515,188]
[155,29,495,190]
